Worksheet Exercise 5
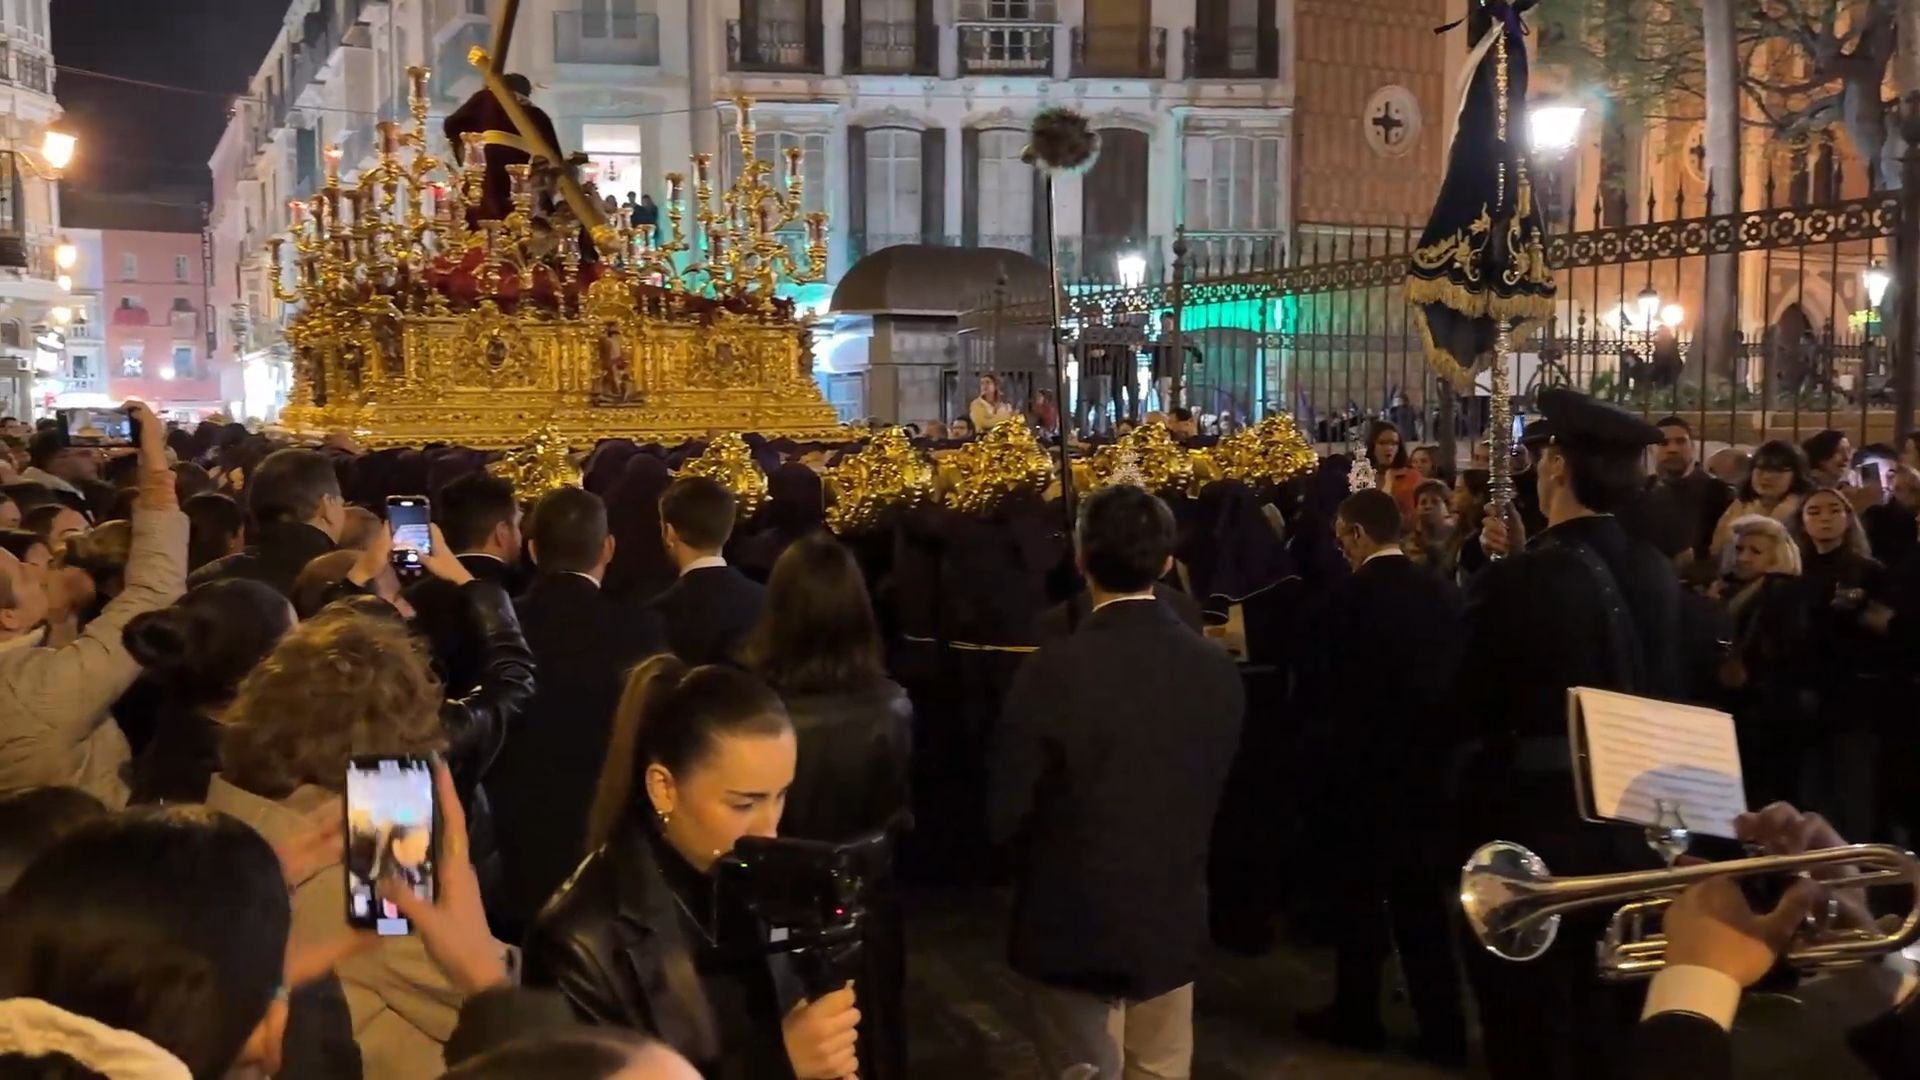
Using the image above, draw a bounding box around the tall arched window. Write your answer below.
[864,128,922,241]
[974,129,1032,245]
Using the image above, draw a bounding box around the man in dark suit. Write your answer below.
[1033,579,1204,642]
[645,476,763,667]
[1625,416,1734,578]
[489,486,663,941]
[990,484,1244,1079]
[406,472,526,692]
[1296,488,1467,1065]
[1460,389,1697,1079]
[189,448,343,597]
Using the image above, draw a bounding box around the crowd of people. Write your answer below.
[0,397,1915,1080]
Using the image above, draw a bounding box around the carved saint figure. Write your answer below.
[596,322,634,404]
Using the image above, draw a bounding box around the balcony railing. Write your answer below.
[0,43,52,94]
[848,20,924,75]
[1181,230,1287,276]
[62,360,102,395]
[554,11,662,66]
[847,232,1039,262]
[1185,25,1281,79]
[727,18,824,73]
[1070,25,1166,78]
[959,24,1055,76]
[956,0,1057,19]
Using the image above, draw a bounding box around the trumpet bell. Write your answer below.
[1461,840,1560,961]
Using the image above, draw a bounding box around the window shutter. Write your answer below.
[805,0,825,70]
[848,126,868,258]
[844,0,863,73]
[740,0,761,63]
[921,127,946,244]
[961,128,980,246]
[914,0,938,74]
[1257,0,1279,77]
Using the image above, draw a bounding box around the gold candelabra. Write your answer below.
[266,66,842,448]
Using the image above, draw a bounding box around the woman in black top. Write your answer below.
[527,658,861,1080]
[743,533,911,1080]
[1710,515,1812,808]
[1792,487,1893,838]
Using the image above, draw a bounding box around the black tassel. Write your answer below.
[1023,108,1100,173]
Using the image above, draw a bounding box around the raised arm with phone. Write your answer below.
[0,401,187,806]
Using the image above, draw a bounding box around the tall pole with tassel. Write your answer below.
[1024,109,1101,530]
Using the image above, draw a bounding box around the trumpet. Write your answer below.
[1460,840,1920,979]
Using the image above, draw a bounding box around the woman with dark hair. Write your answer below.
[744,532,911,843]
[1711,438,1813,558]
[0,807,293,1078]
[185,490,247,571]
[124,578,295,804]
[531,657,862,1080]
[1363,419,1420,520]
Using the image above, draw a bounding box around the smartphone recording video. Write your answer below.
[386,495,431,569]
[345,754,437,936]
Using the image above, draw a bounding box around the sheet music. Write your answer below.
[1569,687,1748,839]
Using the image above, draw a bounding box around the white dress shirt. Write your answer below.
[680,555,727,576]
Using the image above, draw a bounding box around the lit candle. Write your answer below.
[665,173,684,204]
[378,121,400,157]
[407,66,430,103]
[693,154,711,185]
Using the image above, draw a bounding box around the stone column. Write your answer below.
[686,0,719,163]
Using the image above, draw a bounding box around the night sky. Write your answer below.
[52,0,287,199]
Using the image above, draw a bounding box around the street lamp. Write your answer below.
[1527,104,1586,159]
[55,273,70,292]
[1636,284,1662,327]
[1660,304,1685,330]
[1115,251,1147,290]
[39,130,76,173]
[48,306,69,325]
[53,239,76,271]
[1865,262,1891,307]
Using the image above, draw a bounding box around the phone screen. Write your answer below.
[345,755,437,936]
[387,497,431,566]
[1860,460,1885,486]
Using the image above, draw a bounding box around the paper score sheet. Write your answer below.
[1569,687,1748,840]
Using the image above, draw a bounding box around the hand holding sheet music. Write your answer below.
[1569,687,1748,840]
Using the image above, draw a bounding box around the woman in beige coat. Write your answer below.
[1709,438,1815,559]
[206,607,464,1079]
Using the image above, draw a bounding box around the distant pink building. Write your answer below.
[100,229,218,411]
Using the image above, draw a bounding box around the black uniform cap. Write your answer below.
[1520,388,1663,456]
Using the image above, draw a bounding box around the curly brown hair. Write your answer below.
[219,609,445,799]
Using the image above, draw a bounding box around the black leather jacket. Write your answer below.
[522,822,802,1076]
[437,580,536,896]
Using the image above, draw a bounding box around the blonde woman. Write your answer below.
[1713,514,1808,806]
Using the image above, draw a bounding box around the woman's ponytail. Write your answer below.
[585,653,688,852]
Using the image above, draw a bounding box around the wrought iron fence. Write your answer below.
[964,176,1910,452]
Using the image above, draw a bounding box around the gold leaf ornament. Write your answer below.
[676,432,769,519]
[824,427,934,535]
[940,421,1056,516]
[1203,415,1319,489]
[1083,423,1193,495]
[487,421,581,502]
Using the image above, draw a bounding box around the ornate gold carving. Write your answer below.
[273,75,841,449]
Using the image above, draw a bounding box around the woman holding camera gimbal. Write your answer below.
[524,656,862,1080]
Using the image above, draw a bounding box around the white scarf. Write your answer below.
[0,998,192,1080]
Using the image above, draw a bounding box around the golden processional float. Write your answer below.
[269,54,844,449]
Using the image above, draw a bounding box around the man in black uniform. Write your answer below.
[1454,387,1687,1080]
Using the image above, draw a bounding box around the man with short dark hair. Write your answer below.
[1297,488,1467,1064]
[189,448,344,596]
[407,472,527,692]
[1626,415,1734,571]
[990,484,1243,1079]
[494,486,663,940]
[645,476,764,666]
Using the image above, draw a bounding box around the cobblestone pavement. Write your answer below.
[901,887,1872,1079]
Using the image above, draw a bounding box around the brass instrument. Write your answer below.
[1460,839,1920,979]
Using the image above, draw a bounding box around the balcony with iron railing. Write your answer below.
[956,0,1057,19]
[846,20,927,75]
[0,42,53,95]
[554,11,662,66]
[727,18,824,74]
[61,356,103,395]
[1070,25,1166,78]
[1184,25,1281,79]
[958,23,1056,76]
